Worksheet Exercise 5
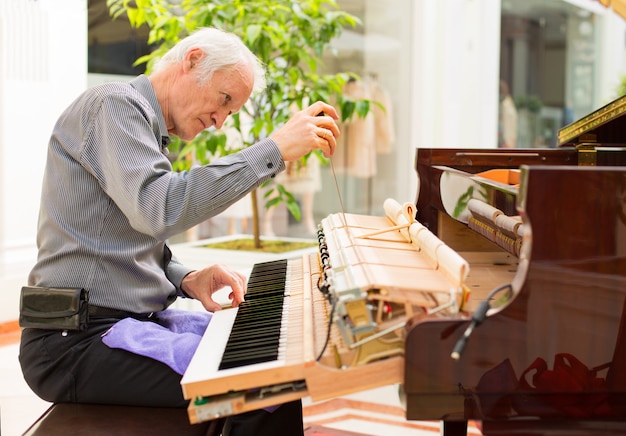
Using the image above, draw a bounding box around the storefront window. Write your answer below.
[500,0,599,148]
[313,0,413,223]
[88,0,151,76]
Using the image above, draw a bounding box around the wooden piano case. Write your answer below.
[406,96,626,435]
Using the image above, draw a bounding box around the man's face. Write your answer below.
[168,62,254,141]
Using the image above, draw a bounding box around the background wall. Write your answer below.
[0,0,87,322]
[409,0,501,203]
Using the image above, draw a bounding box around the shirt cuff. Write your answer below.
[167,258,194,298]
[239,138,285,181]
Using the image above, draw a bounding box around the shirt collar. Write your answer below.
[130,75,170,149]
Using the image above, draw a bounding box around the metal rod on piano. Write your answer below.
[455,152,541,158]
[348,320,406,350]
[354,223,410,239]
[426,288,459,315]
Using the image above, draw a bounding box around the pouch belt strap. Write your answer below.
[88,305,155,320]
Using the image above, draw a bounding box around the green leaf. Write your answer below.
[265,197,282,208]
[341,100,356,122]
[263,188,275,199]
[356,100,371,118]
[286,200,302,221]
[246,25,262,45]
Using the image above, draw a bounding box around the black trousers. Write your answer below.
[19,317,303,435]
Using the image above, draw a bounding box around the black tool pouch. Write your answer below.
[19,286,89,331]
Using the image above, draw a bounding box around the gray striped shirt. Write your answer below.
[28,75,285,313]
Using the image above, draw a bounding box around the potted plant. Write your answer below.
[107,0,374,249]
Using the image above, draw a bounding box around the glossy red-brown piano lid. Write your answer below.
[406,158,626,433]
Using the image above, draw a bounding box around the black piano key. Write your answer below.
[220,344,280,362]
[246,283,284,292]
[220,332,283,353]
[229,311,283,327]
[221,343,280,360]
[241,293,284,304]
[229,316,282,329]
[219,346,281,368]
[227,322,282,339]
[222,315,283,351]
[232,302,283,322]
[219,349,280,369]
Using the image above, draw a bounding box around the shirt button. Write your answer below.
[267,162,274,169]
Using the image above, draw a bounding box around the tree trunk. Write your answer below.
[250,188,262,249]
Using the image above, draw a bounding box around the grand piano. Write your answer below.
[406,95,626,434]
[181,96,626,435]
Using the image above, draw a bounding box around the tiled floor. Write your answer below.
[0,335,52,436]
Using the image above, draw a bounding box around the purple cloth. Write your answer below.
[101,308,281,412]
[101,309,212,375]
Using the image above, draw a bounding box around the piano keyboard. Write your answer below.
[181,256,311,401]
[219,259,289,369]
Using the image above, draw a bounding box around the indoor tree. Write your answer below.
[107,0,373,248]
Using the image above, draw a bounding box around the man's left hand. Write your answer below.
[181,264,247,312]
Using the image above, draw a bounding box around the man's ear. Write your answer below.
[183,47,204,72]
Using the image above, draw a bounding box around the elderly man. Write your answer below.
[19,27,339,435]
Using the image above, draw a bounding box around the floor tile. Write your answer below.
[0,344,51,436]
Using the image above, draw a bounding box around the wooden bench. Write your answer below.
[23,403,224,436]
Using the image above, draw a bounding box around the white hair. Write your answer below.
[153,27,266,93]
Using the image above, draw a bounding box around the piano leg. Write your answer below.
[443,420,467,436]
[207,417,226,436]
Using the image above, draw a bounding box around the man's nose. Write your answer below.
[213,112,229,130]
